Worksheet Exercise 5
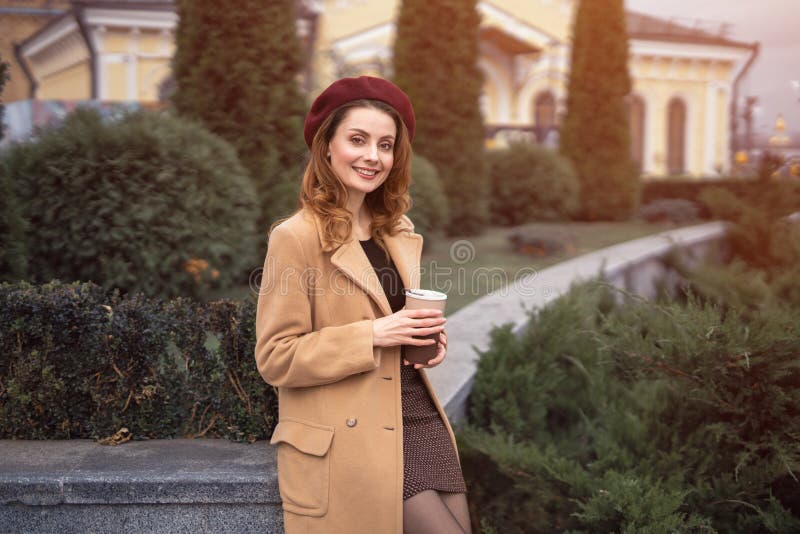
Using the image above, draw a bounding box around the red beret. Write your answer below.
[304,76,416,148]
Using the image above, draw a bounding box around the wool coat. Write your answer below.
[254,207,460,533]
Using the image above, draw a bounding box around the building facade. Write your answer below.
[3,0,758,177]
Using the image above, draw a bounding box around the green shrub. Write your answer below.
[0,280,277,442]
[641,177,800,221]
[408,154,450,237]
[487,143,580,225]
[757,150,784,182]
[699,183,800,287]
[636,198,701,224]
[3,108,260,299]
[460,277,800,532]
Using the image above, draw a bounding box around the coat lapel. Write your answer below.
[312,210,423,317]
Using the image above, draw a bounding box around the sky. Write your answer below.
[625,0,800,136]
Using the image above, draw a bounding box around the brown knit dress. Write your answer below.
[359,237,468,500]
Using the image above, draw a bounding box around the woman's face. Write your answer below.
[328,106,396,198]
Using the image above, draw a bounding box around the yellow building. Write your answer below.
[7,0,175,102]
[3,0,758,177]
[313,1,757,177]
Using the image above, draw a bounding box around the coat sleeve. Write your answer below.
[254,224,378,388]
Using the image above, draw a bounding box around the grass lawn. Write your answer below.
[209,220,686,312]
[419,220,685,313]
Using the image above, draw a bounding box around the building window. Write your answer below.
[667,97,687,175]
[628,95,646,172]
[533,91,555,142]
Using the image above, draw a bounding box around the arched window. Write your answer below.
[667,97,687,175]
[628,95,646,172]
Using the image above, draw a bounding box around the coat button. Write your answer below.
[346,417,357,427]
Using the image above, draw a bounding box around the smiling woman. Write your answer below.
[255,77,471,533]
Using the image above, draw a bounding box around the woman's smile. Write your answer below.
[353,166,380,179]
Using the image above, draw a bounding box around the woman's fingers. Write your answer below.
[406,335,438,346]
[404,308,443,319]
[416,342,446,369]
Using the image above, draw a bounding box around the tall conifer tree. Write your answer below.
[394,0,489,235]
[0,54,9,141]
[171,0,307,231]
[560,0,640,220]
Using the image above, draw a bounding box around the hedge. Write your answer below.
[641,177,800,221]
[0,280,276,443]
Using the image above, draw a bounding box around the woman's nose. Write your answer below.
[363,143,379,162]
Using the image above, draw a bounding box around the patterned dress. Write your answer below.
[359,236,468,500]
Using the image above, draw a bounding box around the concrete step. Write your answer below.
[0,439,283,533]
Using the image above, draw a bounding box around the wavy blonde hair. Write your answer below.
[270,99,412,259]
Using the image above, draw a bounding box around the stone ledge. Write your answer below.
[0,439,280,505]
[0,438,284,533]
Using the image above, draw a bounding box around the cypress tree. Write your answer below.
[0,53,9,141]
[560,0,640,220]
[171,0,307,232]
[1,52,29,281]
[394,0,489,235]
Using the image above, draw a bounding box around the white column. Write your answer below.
[95,26,107,100]
[127,27,140,101]
[705,83,718,174]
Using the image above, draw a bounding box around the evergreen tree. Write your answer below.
[0,53,9,141]
[560,0,640,220]
[171,0,307,233]
[1,52,29,281]
[394,0,489,235]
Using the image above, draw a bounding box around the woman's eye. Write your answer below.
[351,136,365,145]
[380,143,393,151]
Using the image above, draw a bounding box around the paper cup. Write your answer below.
[402,289,447,365]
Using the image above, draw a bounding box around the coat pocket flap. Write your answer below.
[269,418,334,457]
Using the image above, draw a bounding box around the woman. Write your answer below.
[255,76,471,533]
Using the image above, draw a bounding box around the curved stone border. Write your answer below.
[425,221,732,424]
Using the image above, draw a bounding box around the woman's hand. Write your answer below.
[372,308,446,348]
[404,330,447,369]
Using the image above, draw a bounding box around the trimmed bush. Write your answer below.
[407,154,450,237]
[460,278,800,532]
[488,143,580,225]
[0,280,277,443]
[699,183,800,271]
[641,177,800,220]
[3,108,260,300]
[636,198,701,224]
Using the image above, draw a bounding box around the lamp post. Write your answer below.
[743,96,758,153]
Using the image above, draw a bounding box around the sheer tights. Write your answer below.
[403,490,472,534]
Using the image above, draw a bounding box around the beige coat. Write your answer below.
[254,208,460,533]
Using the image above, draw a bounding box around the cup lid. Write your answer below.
[404,289,447,301]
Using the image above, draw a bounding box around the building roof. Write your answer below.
[71,0,174,6]
[626,10,755,49]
